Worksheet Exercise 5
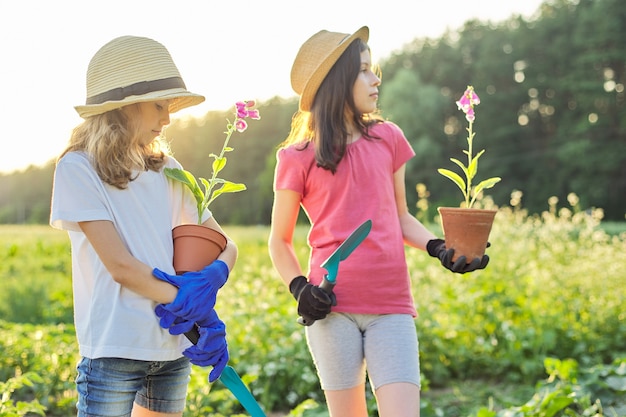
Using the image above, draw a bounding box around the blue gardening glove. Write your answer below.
[195,309,226,351]
[155,303,224,348]
[184,343,229,382]
[154,304,196,335]
[426,239,490,273]
[289,275,334,322]
[183,310,229,382]
[152,260,229,324]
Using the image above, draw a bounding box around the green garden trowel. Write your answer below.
[298,219,372,326]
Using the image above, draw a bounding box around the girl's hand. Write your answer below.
[426,239,490,273]
[152,259,229,323]
[289,275,334,324]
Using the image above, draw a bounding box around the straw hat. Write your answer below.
[75,36,205,118]
[291,26,369,112]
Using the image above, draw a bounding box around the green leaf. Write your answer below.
[449,158,469,177]
[467,149,485,180]
[474,408,496,417]
[218,181,246,195]
[198,177,212,194]
[209,181,247,206]
[540,394,574,417]
[164,168,204,206]
[473,177,502,196]
[438,168,467,194]
[606,375,626,391]
[212,157,227,175]
[164,167,194,187]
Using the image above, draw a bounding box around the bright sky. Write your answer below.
[0,0,544,174]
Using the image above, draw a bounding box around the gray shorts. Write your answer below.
[305,312,420,391]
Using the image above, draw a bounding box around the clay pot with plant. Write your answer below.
[437,86,500,262]
[165,100,260,274]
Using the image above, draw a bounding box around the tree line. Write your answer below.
[1,0,624,224]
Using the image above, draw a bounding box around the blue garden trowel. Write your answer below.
[184,316,267,415]
[219,365,267,417]
[298,219,372,326]
[183,341,267,417]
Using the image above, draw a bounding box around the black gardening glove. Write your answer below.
[426,239,489,274]
[289,275,334,323]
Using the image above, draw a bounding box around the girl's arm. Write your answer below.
[79,220,178,303]
[79,218,238,304]
[200,215,238,271]
[393,164,438,250]
[268,189,305,286]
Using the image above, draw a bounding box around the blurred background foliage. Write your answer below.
[1,0,625,225]
[1,194,625,416]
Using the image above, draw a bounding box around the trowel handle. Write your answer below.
[297,275,336,326]
[185,325,200,345]
[319,276,336,294]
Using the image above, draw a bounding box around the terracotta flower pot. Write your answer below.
[172,224,227,274]
[437,207,496,262]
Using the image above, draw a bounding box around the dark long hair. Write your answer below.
[283,38,383,173]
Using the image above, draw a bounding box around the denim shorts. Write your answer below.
[75,356,191,416]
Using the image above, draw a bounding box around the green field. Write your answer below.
[1,200,625,416]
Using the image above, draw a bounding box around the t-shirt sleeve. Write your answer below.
[273,147,306,195]
[386,121,415,171]
[50,153,113,232]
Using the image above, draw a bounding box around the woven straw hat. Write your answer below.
[291,26,369,112]
[75,36,205,118]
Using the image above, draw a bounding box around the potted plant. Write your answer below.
[165,100,260,273]
[437,86,500,262]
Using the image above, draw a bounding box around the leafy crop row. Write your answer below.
[0,193,624,416]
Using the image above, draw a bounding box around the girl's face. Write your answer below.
[134,100,172,146]
[352,49,381,115]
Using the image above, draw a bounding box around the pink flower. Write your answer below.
[236,101,261,120]
[438,85,500,208]
[247,109,261,120]
[235,101,261,132]
[235,119,248,132]
[164,100,261,222]
[456,86,480,122]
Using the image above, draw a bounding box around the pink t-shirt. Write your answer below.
[274,121,417,316]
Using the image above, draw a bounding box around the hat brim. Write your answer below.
[299,26,369,111]
[74,88,205,118]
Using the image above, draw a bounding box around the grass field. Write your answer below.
[1,198,625,416]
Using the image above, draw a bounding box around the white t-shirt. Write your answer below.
[50,151,207,360]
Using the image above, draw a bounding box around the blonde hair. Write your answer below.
[58,104,168,189]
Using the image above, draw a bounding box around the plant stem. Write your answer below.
[465,121,474,208]
[201,124,236,220]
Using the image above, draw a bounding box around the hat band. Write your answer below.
[85,76,186,105]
